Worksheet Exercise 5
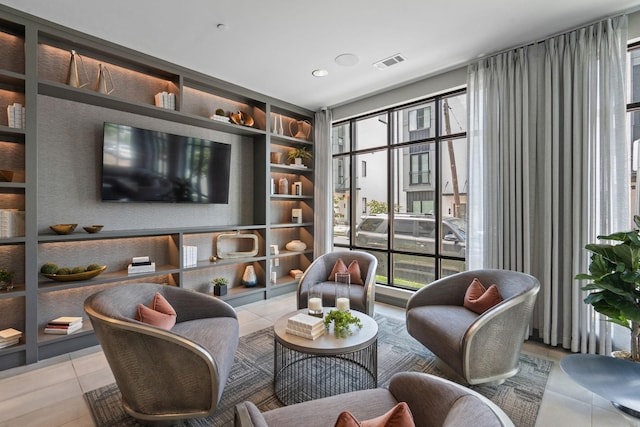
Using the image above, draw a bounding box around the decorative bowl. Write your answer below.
[50,224,78,235]
[83,225,104,233]
[230,111,254,127]
[285,239,307,251]
[42,265,107,282]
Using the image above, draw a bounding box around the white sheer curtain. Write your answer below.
[313,108,333,256]
[467,15,629,354]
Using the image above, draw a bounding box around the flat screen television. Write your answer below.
[101,122,231,203]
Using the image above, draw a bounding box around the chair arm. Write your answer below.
[234,402,267,427]
[296,259,331,308]
[165,286,237,322]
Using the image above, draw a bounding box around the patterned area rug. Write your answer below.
[85,314,552,427]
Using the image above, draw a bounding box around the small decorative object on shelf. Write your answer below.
[242,265,257,287]
[154,91,176,110]
[273,114,284,135]
[40,263,107,282]
[0,268,14,291]
[49,223,77,235]
[67,50,89,88]
[6,103,25,128]
[211,277,228,296]
[82,225,104,233]
[285,239,306,251]
[271,271,277,283]
[216,231,259,259]
[44,316,83,335]
[96,64,115,95]
[307,282,323,318]
[291,208,302,224]
[0,327,22,348]
[293,181,302,196]
[289,119,312,140]
[323,309,363,338]
[230,111,254,127]
[270,151,283,164]
[1,209,25,237]
[290,269,303,279]
[128,256,155,275]
[287,146,312,167]
[211,108,230,123]
[278,176,289,195]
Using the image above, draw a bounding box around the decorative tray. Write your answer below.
[41,265,107,282]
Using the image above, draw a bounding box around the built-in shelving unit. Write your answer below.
[0,5,315,370]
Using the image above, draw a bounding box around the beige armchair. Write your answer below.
[296,251,377,315]
[84,283,239,425]
[406,269,540,385]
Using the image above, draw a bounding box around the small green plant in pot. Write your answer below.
[323,309,363,338]
[0,268,15,291]
[576,214,640,361]
[211,277,228,296]
[287,146,312,167]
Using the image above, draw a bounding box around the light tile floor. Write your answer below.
[0,293,637,427]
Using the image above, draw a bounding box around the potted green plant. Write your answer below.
[323,309,363,338]
[211,277,228,296]
[576,215,640,361]
[0,268,15,291]
[287,146,312,167]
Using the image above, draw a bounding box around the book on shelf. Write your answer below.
[0,337,20,349]
[183,245,197,267]
[154,91,176,110]
[128,262,156,275]
[6,103,25,129]
[0,327,23,342]
[289,269,303,279]
[0,209,25,238]
[47,316,83,326]
[44,322,83,335]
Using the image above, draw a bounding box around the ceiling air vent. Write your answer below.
[373,54,407,70]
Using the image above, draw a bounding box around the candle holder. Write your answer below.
[308,282,323,318]
[335,273,351,312]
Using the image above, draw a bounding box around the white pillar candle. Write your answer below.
[309,297,322,311]
[336,297,350,312]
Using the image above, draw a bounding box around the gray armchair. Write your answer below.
[406,269,540,385]
[234,372,514,427]
[84,283,239,425]
[297,251,377,315]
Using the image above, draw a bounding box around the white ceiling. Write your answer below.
[2,0,640,111]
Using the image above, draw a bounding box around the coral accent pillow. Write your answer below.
[135,292,177,330]
[463,278,504,314]
[334,402,415,427]
[327,258,364,285]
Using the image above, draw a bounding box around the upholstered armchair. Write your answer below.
[84,283,239,425]
[406,269,540,385]
[296,251,378,315]
[234,372,514,427]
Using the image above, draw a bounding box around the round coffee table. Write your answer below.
[560,354,640,418]
[273,309,378,405]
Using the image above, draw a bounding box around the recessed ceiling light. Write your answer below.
[335,53,359,67]
[216,23,228,30]
[312,69,329,77]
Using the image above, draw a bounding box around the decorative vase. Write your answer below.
[285,239,307,251]
[0,280,13,291]
[270,152,283,164]
[307,282,323,317]
[242,265,257,288]
[278,177,289,195]
[97,64,115,95]
[67,50,88,88]
[273,114,284,135]
[214,285,227,296]
[289,120,312,140]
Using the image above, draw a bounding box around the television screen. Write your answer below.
[101,122,231,203]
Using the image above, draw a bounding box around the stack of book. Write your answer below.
[6,102,25,128]
[154,91,176,110]
[0,328,22,348]
[128,256,156,275]
[44,316,83,335]
[286,313,324,340]
[183,245,198,267]
[289,269,303,279]
[0,208,25,238]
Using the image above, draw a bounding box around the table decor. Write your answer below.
[49,223,77,234]
[323,309,362,338]
[41,265,106,282]
[0,268,14,291]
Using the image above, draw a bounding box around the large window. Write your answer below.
[628,44,640,216]
[332,90,467,289]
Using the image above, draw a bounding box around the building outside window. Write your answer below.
[332,90,467,290]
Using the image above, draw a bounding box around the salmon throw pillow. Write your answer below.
[327,258,364,285]
[334,402,415,427]
[135,292,177,330]
[463,278,504,314]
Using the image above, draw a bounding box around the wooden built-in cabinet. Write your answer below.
[0,5,315,369]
